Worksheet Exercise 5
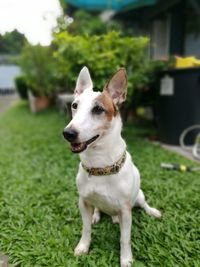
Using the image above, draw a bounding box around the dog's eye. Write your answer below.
[92,105,105,115]
[71,102,78,109]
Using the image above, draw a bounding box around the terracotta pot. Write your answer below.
[28,90,50,112]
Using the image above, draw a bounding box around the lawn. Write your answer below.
[0,102,199,267]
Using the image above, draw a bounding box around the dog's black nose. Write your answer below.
[63,128,78,142]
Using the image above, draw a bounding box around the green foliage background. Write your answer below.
[0,30,27,54]
[18,44,58,96]
[16,8,171,113]
[53,31,150,101]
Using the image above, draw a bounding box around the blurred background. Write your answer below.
[1,0,200,155]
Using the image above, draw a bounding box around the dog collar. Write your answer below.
[81,150,127,176]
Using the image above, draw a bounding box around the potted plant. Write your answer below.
[18,44,57,112]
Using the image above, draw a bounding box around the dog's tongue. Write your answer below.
[71,142,86,153]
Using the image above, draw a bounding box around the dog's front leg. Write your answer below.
[119,208,133,267]
[74,197,93,256]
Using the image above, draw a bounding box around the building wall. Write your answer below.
[184,33,200,58]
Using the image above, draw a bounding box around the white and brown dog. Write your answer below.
[63,67,161,267]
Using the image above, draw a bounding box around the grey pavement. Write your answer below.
[0,93,19,114]
[161,143,200,163]
[0,252,8,267]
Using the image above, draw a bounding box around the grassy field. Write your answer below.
[0,102,199,267]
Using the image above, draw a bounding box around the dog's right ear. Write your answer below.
[74,66,93,95]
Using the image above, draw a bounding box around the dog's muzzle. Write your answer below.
[63,127,99,153]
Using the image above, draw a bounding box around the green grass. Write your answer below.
[0,102,199,267]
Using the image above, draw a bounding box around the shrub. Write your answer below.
[65,10,124,35]
[15,76,28,99]
[53,31,150,104]
[17,44,58,97]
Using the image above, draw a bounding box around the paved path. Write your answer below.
[0,93,19,114]
[161,143,200,163]
[0,252,8,267]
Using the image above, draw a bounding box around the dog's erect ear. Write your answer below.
[104,68,127,105]
[74,66,93,95]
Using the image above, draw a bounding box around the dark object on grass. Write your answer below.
[158,67,200,145]
[15,76,28,99]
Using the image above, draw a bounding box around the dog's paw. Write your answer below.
[148,208,162,218]
[112,215,119,224]
[120,258,133,267]
[92,211,101,224]
[74,243,89,256]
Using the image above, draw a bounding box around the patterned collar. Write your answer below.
[81,150,127,176]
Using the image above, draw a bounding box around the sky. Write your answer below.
[0,0,62,45]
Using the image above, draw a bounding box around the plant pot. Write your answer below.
[28,90,50,112]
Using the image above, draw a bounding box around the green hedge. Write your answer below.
[53,31,150,103]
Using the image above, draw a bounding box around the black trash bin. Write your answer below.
[158,67,200,145]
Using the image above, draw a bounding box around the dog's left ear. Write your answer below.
[75,66,93,95]
[104,68,127,105]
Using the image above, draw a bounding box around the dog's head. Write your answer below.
[63,66,127,153]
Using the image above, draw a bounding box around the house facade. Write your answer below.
[116,0,200,59]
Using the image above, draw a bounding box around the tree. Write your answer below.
[0,29,28,54]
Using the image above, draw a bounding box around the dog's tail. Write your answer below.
[135,189,161,218]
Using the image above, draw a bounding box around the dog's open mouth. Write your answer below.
[70,135,99,153]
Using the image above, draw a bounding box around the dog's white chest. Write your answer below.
[86,186,120,215]
[77,175,121,215]
[76,158,140,216]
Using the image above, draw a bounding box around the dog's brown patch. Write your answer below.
[96,91,118,121]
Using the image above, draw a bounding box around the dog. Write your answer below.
[63,67,161,267]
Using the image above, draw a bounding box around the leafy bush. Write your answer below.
[53,31,150,104]
[15,76,28,99]
[18,44,58,97]
[54,10,128,36]
[66,10,124,35]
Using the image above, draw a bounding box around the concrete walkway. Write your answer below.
[161,143,200,163]
[0,93,19,114]
[0,252,8,267]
